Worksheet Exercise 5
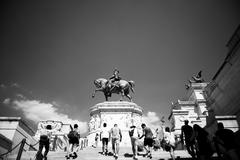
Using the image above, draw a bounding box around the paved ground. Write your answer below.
[7,147,192,160]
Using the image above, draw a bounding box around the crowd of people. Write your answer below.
[36,121,240,160]
[180,120,240,160]
[35,124,86,160]
[95,121,240,160]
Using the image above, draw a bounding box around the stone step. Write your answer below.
[7,147,193,160]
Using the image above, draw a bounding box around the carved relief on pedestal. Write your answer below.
[89,117,95,132]
[36,121,63,136]
[35,120,72,151]
[125,113,131,128]
[89,114,102,132]
[95,114,100,129]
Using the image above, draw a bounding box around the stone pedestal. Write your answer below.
[87,101,143,146]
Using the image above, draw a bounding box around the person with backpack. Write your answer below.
[66,124,80,160]
[163,127,176,160]
[110,124,122,159]
[36,125,52,160]
[129,125,140,160]
[139,123,153,159]
[100,123,110,155]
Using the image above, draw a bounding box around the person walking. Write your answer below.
[36,125,52,160]
[129,125,140,160]
[181,120,196,158]
[66,124,80,159]
[139,123,153,159]
[100,123,110,155]
[110,124,122,159]
[94,133,99,148]
[193,124,213,160]
[163,127,176,160]
[214,122,238,160]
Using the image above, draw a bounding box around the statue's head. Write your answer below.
[94,79,101,88]
[113,68,119,74]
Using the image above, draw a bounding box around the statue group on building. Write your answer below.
[185,70,204,90]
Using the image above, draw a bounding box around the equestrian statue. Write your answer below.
[92,68,135,101]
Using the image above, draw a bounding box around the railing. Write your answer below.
[0,136,88,160]
[0,138,25,160]
[0,138,39,160]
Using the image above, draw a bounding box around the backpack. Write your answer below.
[129,128,134,137]
[129,128,138,137]
[68,130,78,139]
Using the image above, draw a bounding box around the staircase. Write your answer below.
[7,147,193,160]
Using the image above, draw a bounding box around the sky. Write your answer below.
[1,0,240,134]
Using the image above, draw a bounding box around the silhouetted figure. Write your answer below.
[214,122,239,160]
[36,125,52,160]
[193,124,213,160]
[234,129,240,158]
[139,123,153,159]
[94,133,99,148]
[163,127,176,160]
[181,120,196,158]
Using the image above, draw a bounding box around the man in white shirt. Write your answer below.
[100,123,110,155]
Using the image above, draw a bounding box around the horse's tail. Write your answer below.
[128,80,135,93]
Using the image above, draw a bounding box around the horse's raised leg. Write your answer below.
[92,88,103,98]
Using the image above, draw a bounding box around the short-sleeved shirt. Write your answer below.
[164,132,175,146]
[101,127,110,139]
[143,127,153,139]
[111,127,122,139]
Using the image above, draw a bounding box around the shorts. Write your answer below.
[39,136,49,145]
[102,138,109,145]
[69,137,79,145]
[112,138,120,145]
[144,138,153,147]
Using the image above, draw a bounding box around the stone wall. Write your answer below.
[0,117,37,154]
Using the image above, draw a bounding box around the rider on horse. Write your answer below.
[108,68,122,91]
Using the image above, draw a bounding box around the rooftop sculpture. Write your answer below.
[185,70,205,89]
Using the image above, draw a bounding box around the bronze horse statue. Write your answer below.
[92,78,135,101]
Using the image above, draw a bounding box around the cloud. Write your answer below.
[3,98,11,105]
[11,99,88,133]
[11,83,20,88]
[0,84,6,88]
[16,94,26,99]
[142,111,162,130]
